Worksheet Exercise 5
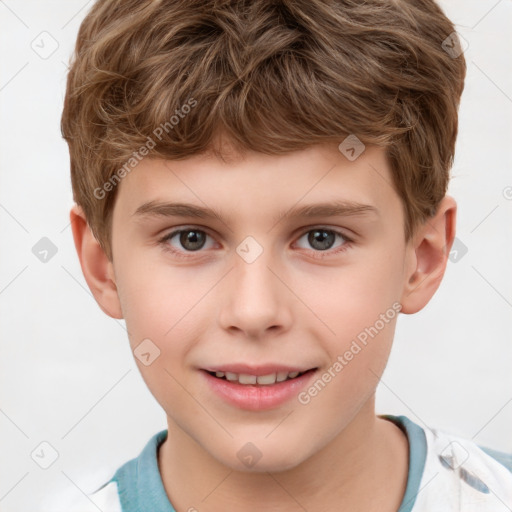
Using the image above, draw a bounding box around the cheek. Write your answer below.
[314,259,402,338]
[115,250,194,341]
[302,250,402,389]
[299,311,398,422]
[116,265,200,413]
[115,260,212,400]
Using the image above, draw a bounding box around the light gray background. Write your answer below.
[0,1,511,510]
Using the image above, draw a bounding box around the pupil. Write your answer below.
[309,229,334,250]
[181,230,205,251]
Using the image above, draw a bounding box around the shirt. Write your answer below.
[78,414,512,511]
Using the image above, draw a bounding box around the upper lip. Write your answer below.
[202,364,317,376]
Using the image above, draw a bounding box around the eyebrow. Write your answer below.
[133,199,379,225]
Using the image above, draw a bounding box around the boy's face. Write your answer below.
[76,141,453,472]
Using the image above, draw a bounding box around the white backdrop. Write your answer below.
[0,1,511,510]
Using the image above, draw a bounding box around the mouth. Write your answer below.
[203,368,317,386]
[201,366,319,411]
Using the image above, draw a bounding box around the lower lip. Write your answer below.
[201,369,317,411]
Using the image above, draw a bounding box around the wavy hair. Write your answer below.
[61,0,466,259]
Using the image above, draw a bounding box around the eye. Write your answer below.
[294,227,352,256]
[158,226,353,260]
[159,228,216,256]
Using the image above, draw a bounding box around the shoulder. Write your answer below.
[414,423,512,511]
[90,429,169,511]
[55,430,169,512]
[46,476,122,512]
[478,445,512,475]
[88,481,123,512]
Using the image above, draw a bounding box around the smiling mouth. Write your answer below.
[204,368,317,386]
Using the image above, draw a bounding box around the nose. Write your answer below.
[218,242,293,340]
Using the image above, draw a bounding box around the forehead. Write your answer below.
[114,143,400,223]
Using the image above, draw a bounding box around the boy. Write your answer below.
[61,0,512,510]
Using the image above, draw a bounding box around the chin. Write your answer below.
[215,444,308,474]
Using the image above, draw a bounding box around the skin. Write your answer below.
[71,138,456,511]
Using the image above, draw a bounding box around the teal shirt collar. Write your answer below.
[378,414,428,512]
[113,429,174,511]
[111,414,428,512]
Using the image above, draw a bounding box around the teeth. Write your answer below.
[212,370,306,385]
[239,374,257,384]
[276,371,289,382]
[257,373,277,385]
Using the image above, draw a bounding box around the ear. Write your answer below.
[70,204,123,319]
[400,195,457,314]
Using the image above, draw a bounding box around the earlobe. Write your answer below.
[70,205,123,319]
[400,196,457,314]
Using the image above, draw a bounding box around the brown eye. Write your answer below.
[161,228,214,254]
[295,228,349,252]
[178,230,207,251]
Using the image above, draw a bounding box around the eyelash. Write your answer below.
[157,226,354,261]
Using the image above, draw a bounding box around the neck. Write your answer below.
[158,399,409,512]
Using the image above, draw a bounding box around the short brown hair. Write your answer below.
[61,0,466,260]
